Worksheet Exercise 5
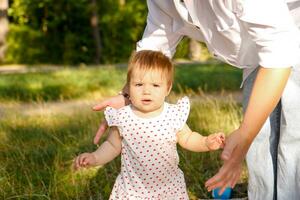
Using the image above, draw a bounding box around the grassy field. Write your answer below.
[0,63,247,199]
[0,62,242,102]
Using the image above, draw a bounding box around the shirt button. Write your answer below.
[237,3,243,13]
[235,1,244,17]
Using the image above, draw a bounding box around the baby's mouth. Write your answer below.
[141,99,152,104]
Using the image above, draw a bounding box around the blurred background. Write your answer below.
[0,0,212,65]
[0,0,248,199]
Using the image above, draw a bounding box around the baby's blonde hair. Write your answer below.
[127,50,174,88]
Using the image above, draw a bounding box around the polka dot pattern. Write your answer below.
[105,97,190,200]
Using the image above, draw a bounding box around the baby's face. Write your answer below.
[129,68,171,114]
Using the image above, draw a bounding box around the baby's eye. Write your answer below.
[135,83,143,87]
[153,84,160,87]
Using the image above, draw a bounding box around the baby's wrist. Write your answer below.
[91,152,99,165]
[205,136,211,151]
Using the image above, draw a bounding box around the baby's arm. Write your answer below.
[74,126,122,170]
[177,124,225,152]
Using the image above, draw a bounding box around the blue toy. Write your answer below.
[212,187,232,199]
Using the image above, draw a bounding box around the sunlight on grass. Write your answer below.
[0,63,241,103]
[168,92,246,199]
[0,60,246,199]
[0,92,247,199]
[0,66,126,102]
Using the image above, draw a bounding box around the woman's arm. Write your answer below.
[136,0,183,57]
[205,0,297,193]
[205,67,291,193]
[238,67,291,143]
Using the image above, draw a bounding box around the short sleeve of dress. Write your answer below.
[173,96,190,132]
[104,106,119,127]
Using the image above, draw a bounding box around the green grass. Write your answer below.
[0,94,247,199]
[0,63,242,102]
[174,63,242,93]
[0,64,247,199]
[0,66,126,102]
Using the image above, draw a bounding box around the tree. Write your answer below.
[90,0,102,64]
[0,0,9,62]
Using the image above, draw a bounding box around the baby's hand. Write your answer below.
[73,153,97,170]
[205,132,225,151]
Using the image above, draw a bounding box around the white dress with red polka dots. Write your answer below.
[104,97,190,200]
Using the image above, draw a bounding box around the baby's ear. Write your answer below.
[167,83,173,95]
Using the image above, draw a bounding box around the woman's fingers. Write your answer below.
[230,170,241,188]
[93,120,108,144]
[92,94,127,111]
[92,100,109,111]
[206,166,229,191]
[205,152,243,192]
[206,129,249,193]
[92,95,127,145]
[220,136,236,161]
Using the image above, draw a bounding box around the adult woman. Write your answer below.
[93,1,300,199]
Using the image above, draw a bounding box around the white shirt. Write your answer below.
[136,0,300,83]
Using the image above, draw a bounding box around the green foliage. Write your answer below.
[174,37,190,59]
[5,25,46,64]
[99,0,147,63]
[7,0,95,64]
[6,0,147,64]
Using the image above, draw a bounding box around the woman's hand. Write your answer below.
[73,153,97,170]
[205,128,251,194]
[206,132,225,150]
[92,94,129,145]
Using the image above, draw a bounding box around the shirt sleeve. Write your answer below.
[104,106,120,127]
[136,0,183,58]
[235,0,300,68]
[173,96,191,132]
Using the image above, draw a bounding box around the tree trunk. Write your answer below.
[0,0,9,62]
[188,39,201,61]
[90,0,102,64]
